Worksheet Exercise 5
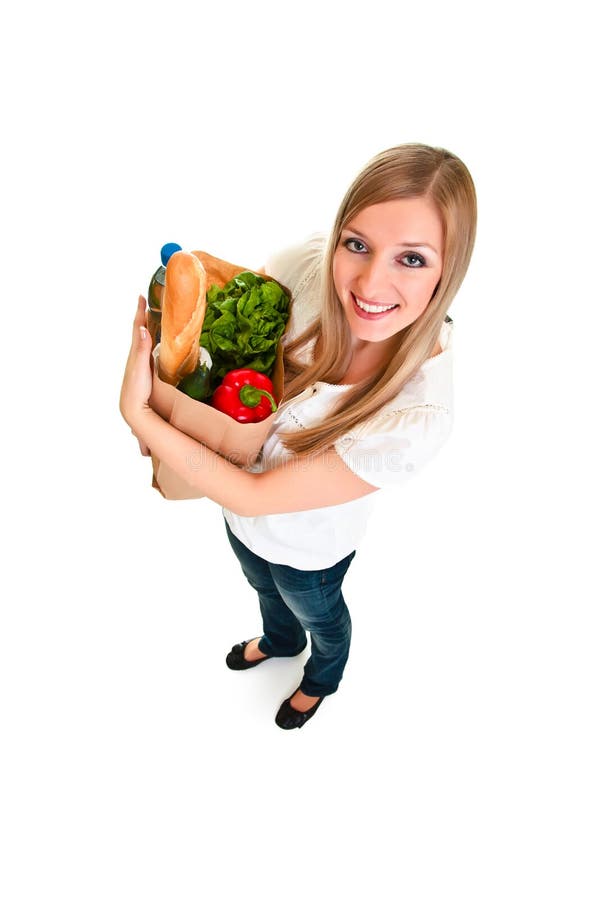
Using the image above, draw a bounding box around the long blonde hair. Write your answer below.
[279,143,477,456]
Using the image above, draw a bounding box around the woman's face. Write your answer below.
[332,196,444,348]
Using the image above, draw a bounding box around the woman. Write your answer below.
[120,143,477,730]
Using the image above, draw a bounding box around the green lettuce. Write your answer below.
[199,271,290,382]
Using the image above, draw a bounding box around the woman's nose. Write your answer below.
[356,255,392,300]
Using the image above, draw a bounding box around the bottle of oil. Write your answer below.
[147,242,182,345]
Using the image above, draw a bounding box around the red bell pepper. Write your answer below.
[211,368,278,423]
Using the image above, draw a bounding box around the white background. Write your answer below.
[1,1,598,897]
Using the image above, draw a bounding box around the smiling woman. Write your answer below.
[279,144,477,459]
[120,142,477,730]
[333,196,445,353]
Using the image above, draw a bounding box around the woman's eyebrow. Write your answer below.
[342,227,439,256]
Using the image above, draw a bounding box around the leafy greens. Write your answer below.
[199,272,290,382]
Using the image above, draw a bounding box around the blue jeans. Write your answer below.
[225,522,356,697]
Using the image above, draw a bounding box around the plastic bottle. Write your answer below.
[146,242,182,345]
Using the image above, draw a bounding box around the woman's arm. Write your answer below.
[134,405,376,514]
[128,406,377,516]
[121,297,377,516]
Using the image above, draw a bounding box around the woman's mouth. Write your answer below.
[351,292,399,319]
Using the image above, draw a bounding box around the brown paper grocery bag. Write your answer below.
[148,252,290,501]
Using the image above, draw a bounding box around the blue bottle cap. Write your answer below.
[160,242,183,266]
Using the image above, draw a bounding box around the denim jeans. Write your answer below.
[225,522,356,697]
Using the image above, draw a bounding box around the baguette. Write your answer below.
[158,251,207,386]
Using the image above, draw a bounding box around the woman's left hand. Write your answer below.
[120,295,154,428]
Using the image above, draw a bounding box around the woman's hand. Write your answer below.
[120,295,154,429]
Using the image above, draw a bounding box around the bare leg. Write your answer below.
[288,690,321,712]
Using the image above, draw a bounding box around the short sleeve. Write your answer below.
[265,232,327,349]
[264,232,326,293]
[334,405,453,489]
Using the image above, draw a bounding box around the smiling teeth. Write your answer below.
[354,295,397,314]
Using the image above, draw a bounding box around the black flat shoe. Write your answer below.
[226,637,308,671]
[225,638,271,671]
[275,692,325,730]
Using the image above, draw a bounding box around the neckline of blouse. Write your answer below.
[314,319,452,389]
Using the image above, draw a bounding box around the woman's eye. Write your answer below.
[343,238,367,253]
[402,253,426,268]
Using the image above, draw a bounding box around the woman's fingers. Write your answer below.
[133,295,146,334]
[130,296,151,356]
[120,296,154,425]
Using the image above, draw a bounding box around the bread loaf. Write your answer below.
[158,251,207,385]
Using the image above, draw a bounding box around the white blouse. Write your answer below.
[222,233,454,570]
